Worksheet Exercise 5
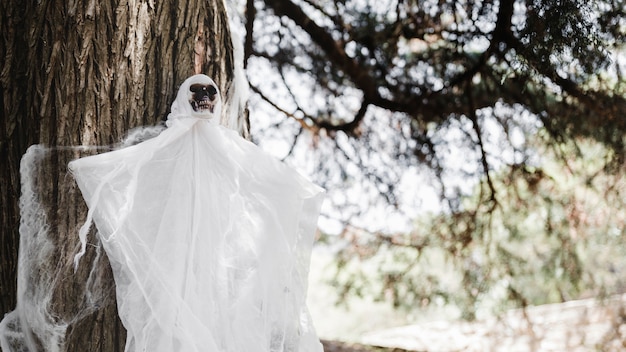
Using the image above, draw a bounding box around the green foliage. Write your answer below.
[521,0,610,76]
[326,136,626,319]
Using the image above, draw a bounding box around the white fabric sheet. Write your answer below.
[68,75,324,352]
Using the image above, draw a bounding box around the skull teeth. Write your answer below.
[191,100,215,113]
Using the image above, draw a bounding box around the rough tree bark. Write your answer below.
[0,0,241,350]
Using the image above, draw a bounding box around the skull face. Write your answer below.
[189,83,219,116]
[167,74,222,123]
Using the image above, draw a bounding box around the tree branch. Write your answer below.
[263,0,379,99]
[446,0,514,89]
[249,83,318,132]
[261,0,518,127]
[244,0,255,68]
[315,101,369,134]
[466,81,498,209]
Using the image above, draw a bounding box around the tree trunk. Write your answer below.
[0,0,241,350]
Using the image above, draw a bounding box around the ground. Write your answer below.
[320,294,626,352]
[322,340,411,352]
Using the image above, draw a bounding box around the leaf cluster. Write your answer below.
[324,137,626,319]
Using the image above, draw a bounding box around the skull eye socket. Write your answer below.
[190,84,218,95]
[189,84,204,93]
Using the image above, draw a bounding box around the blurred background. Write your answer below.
[239,0,626,349]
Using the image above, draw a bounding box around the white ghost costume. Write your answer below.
[68,74,325,352]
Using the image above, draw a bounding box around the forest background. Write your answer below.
[247,0,626,316]
[244,0,626,346]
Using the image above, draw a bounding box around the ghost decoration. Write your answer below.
[68,74,325,352]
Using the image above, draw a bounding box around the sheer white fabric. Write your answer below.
[68,76,324,352]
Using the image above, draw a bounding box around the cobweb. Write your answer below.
[0,125,164,351]
[0,144,119,352]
